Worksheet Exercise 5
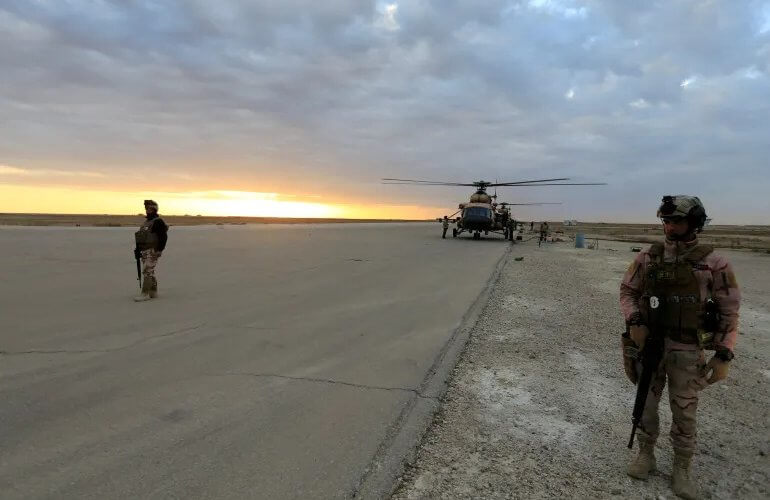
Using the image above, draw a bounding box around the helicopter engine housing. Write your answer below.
[470,192,492,203]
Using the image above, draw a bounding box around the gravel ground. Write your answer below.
[393,235,769,499]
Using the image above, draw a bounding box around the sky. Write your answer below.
[1,0,769,223]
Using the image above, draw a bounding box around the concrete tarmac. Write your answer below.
[0,223,507,499]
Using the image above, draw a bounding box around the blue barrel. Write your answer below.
[575,233,585,248]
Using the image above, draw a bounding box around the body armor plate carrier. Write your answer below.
[135,218,159,251]
[641,243,718,348]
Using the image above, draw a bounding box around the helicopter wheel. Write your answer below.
[473,232,480,240]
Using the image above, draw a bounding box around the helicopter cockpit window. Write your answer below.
[464,207,491,218]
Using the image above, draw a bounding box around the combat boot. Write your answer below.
[627,441,656,480]
[672,451,698,499]
[135,279,152,302]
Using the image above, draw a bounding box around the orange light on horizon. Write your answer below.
[0,184,444,220]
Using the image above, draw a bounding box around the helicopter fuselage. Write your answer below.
[454,202,512,241]
[458,203,496,231]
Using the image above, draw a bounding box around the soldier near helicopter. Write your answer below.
[538,221,549,245]
[134,200,168,302]
[619,195,740,499]
[442,215,450,239]
[506,217,516,241]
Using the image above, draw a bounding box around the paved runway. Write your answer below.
[0,223,507,499]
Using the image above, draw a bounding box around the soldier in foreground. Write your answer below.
[442,215,449,239]
[619,196,740,499]
[134,200,168,302]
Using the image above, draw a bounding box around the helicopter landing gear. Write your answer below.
[473,231,481,240]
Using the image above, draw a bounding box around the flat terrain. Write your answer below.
[0,213,425,227]
[0,223,507,499]
[554,222,770,252]
[395,234,769,499]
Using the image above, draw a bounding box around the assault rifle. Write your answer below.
[628,295,664,449]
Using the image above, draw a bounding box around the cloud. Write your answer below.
[0,0,768,223]
[0,164,105,178]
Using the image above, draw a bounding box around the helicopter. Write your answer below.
[383,177,606,240]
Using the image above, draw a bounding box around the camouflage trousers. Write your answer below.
[140,249,161,294]
[636,349,708,456]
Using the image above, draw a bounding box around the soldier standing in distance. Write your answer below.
[620,196,740,499]
[538,221,549,245]
[442,215,449,239]
[134,200,168,302]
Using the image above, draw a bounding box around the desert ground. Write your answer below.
[394,230,769,500]
[554,221,770,253]
[1,219,767,499]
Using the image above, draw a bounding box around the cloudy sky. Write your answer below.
[1,0,768,222]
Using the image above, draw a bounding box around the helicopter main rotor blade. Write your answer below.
[382,177,606,187]
[496,182,607,186]
[381,178,474,186]
[500,202,563,205]
[488,178,570,186]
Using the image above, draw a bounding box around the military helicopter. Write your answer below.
[383,177,605,240]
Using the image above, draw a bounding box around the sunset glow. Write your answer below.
[0,184,443,220]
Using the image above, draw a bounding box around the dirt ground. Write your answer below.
[393,234,769,499]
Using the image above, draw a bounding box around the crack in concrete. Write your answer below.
[207,372,435,399]
[0,323,206,356]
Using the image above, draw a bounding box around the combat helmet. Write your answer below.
[144,199,159,211]
[657,195,707,233]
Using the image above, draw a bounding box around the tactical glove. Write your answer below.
[621,336,639,385]
[703,356,729,384]
[629,325,650,350]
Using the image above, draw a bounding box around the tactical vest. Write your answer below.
[135,218,159,251]
[641,243,715,347]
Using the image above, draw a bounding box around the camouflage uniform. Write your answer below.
[442,218,449,239]
[140,249,161,297]
[134,201,168,301]
[620,240,740,453]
